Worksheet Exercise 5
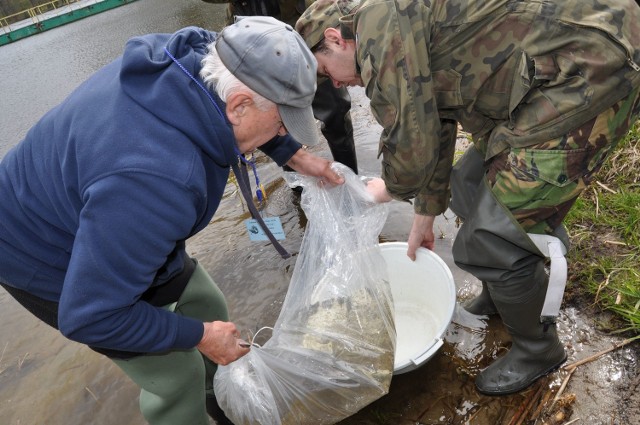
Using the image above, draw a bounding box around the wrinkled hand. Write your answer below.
[365,178,392,203]
[407,214,436,260]
[285,148,344,186]
[196,321,250,365]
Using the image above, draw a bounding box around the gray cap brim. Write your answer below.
[278,103,320,147]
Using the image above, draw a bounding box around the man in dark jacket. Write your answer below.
[0,17,342,425]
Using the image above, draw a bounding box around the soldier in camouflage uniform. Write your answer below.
[201,0,358,174]
[296,0,640,395]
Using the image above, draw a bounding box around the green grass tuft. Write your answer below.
[565,119,640,336]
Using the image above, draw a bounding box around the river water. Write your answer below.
[0,0,637,424]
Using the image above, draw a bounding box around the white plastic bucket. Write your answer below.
[379,242,456,375]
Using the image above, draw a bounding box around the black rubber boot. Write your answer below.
[475,262,567,395]
[464,281,498,315]
[206,395,235,425]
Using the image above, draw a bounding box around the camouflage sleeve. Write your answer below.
[357,0,452,216]
[413,119,456,215]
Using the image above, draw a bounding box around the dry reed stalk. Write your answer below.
[510,381,547,425]
[85,386,99,402]
[549,368,575,411]
[595,181,617,194]
[563,337,637,371]
[529,388,554,421]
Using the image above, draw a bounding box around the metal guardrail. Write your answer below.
[0,0,131,45]
[1,0,80,33]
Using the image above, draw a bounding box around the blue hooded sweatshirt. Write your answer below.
[0,27,300,354]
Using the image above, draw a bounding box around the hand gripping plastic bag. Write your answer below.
[214,163,395,425]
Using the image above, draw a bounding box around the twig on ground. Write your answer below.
[85,386,99,402]
[595,180,617,194]
[17,352,29,370]
[529,387,554,421]
[604,240,628,246]
[563,336,638,371]
[549,368,575,411]
[0,341,8,373]
[594,271,612,305]
[509,380,546,425]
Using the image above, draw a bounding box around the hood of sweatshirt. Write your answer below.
[119,26,237,167]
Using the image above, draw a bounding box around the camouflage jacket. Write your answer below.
[341,0,640,215]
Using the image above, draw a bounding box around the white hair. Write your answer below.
[200,41,274,112]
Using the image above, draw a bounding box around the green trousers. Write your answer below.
[112,262,229,425]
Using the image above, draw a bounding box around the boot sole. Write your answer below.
[475,353,568,396]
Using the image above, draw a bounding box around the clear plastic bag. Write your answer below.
[214,163,395,425]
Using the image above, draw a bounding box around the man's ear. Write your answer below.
[225,92,253,125]
[323,27,343,46]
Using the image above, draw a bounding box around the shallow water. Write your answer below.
[0,1,637,423]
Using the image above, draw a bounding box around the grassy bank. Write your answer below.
[564,119,640,338]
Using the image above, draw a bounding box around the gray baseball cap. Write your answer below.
[215,16,320,146]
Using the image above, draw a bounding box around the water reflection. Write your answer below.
[446,305,490,371]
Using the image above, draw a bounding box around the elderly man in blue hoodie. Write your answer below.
[0,17,342,425]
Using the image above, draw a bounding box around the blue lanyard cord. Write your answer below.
[164,47,265,205]
[163,48,225,119]
[236,151,264,203]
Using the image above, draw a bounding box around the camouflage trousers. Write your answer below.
[484,86,640,236]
